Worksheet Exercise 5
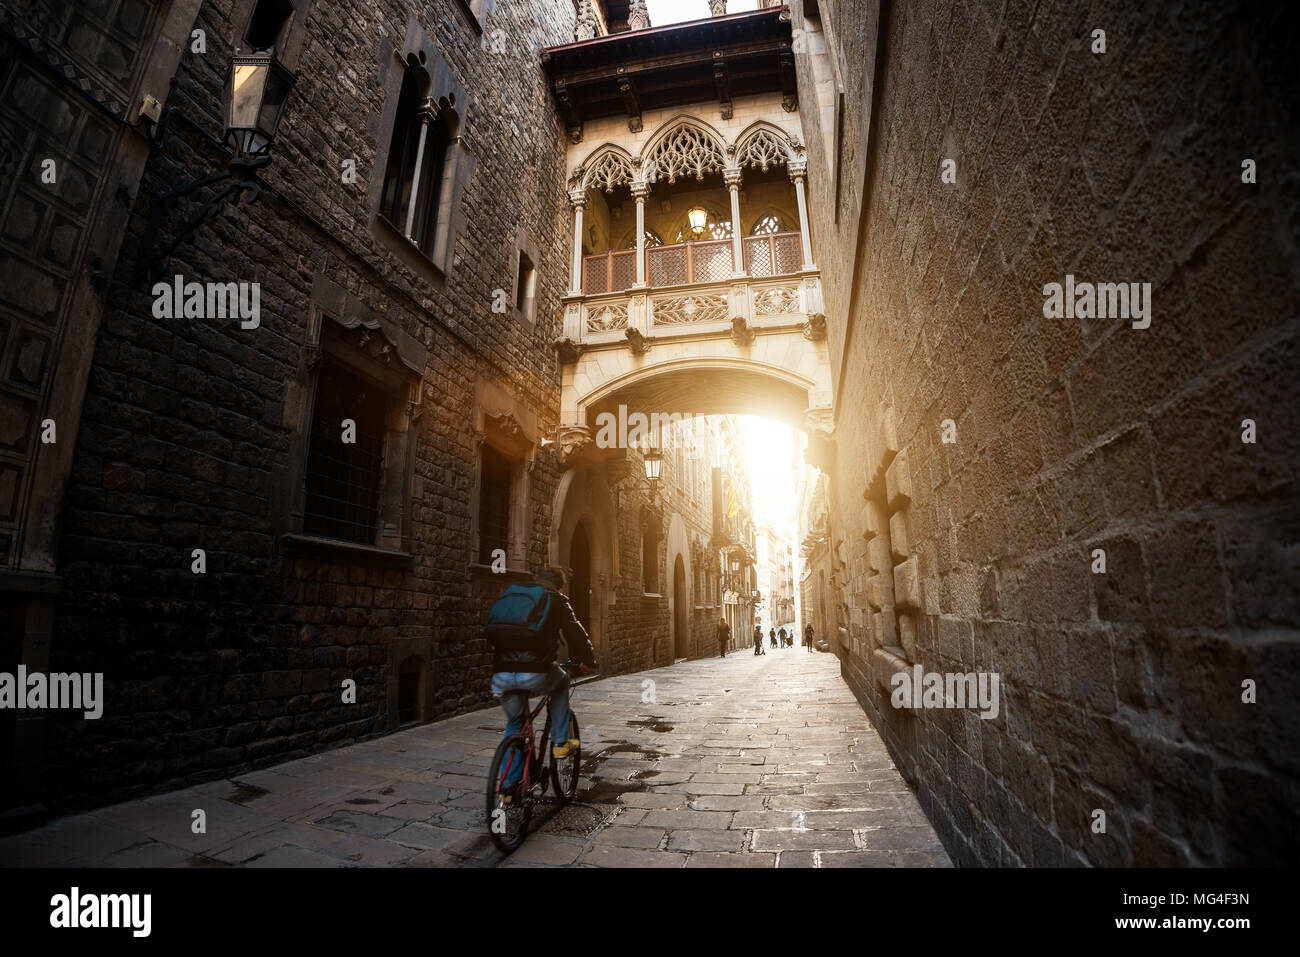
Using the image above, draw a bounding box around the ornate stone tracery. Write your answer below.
[583,149,635,193]
[735,128,791,173]
[645,124,726,184]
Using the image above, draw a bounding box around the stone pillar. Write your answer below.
[632,181,649,288]
[790,162,815,270]
[404,99,436,239]
[569,189,587,295]
[725,168,745,276]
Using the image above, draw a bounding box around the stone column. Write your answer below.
[631,180,649,288]
[725,168,745,276]
[790,161,815,270]
[404,99,437,239]
[569,189,587,295]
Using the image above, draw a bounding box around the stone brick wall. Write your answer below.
[797,0,1299,865]
[42,0,588,811]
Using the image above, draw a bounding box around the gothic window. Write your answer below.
[515,249,535,317]
[751,211,791,234]
[674,214,732,243]
[646,124,725,184]
[380,65,454,257]
[626,229,663,249]
[304,359,388,545]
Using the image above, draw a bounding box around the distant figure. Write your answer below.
[716,617,731,658]
[804,622,814,652]
[769,627,777,648]
[778,626,787,647]
[753,623,765,655]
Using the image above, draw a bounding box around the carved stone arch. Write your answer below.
[641,115,728,184]
[733,121,795,173]
[577,143,636,193]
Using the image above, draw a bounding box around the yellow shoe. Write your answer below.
[552,740,578,759]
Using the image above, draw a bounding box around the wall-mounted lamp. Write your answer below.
[136,49,295,282]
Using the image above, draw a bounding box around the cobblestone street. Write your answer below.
[0,649,950,868]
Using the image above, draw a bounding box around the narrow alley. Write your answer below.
[0,650,948,868]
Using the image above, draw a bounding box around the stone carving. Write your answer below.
[585,302,629,333]
[754,284,801,317]
[645,124,725,185]
[709,0,727,14]
[557,426,595,465]
[625,327,650,355]
[729,315,755,346]
[554,336,584,364]
[735,128,790,172]
[652,293,728,325]
[801,312,827,340]
[576,0,596,40]
[584,150,634,193]
[485,410,524,439]
[628,0,650,30]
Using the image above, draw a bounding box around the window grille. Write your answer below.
[304,360,387,545]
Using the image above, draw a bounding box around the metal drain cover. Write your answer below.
[537,803,609,836]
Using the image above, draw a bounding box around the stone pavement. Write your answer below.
[0,648,951,868]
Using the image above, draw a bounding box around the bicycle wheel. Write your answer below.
[486,734,532,853]
[550,714,580,804]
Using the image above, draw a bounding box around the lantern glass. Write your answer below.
[687,206,708,236]
[225,52,293,161]
[643,447,662,482]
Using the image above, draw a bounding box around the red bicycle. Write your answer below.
[485,663,593,853]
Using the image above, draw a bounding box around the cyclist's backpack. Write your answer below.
[485,583,552,634]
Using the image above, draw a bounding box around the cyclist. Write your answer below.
[484,568,596,795]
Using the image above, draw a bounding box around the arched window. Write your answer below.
[379,65,454,256]
[750,211,791,235]
[625,229,663,249]
[673,214,732,243]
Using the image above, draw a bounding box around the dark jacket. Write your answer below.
[486,586,596,674]
[716,621,731,641]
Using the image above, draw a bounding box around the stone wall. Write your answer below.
[795,0,1300,865]
[40,0,591,811]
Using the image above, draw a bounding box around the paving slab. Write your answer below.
[1,650,949,868]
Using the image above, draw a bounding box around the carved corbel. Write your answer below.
[729,315,755,346]
[554,336,584,364]
[801,313,827,341]
[625,327,650,355]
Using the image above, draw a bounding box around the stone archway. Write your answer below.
[549,463,618,674]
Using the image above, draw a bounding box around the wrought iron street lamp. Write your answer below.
[225,51,294,171]
[136,48,295,281]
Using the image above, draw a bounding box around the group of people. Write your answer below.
[714,617,815,657]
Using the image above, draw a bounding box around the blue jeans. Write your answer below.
[491,667,572,787]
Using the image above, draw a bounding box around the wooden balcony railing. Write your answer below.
[580,231,805,297]
[743,231,802,277]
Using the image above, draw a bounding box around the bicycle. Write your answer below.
[485,662,593,853]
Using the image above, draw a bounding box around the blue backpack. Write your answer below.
[486,583,552,632]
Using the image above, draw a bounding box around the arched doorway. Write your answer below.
[672,555,688,659]
[570,522,592,635]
